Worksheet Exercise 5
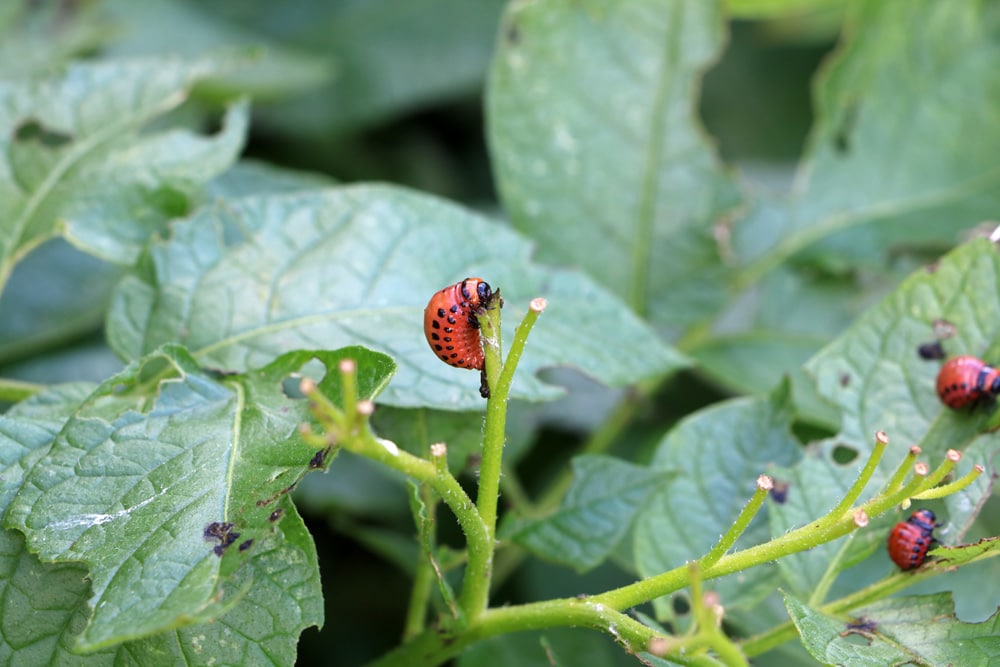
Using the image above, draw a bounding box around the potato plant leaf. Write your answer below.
[735,2,1000,273]
[488,0,742,331]
[633,390,801,618]
[0,55,248,295]
[785,591,1000,667]
[501,455,668,572]
[4,344,393,651]
[106,185,687,410]
[806,240,1000,458]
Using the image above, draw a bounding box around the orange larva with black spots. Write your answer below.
[424,278,493,371]
[936,355,1000,409]
[887,509,937,570]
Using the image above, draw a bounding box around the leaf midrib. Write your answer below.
[631,0,684,317]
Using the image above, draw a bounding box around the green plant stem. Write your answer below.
[370,598,657,667]
[914,463,983,499]
[825,431,888,521]
[700,476,770,568]
[593,470,929,611]
[404,477,443,640]
[0,377,44,402]
[882,444,921,494]
[371,442,967,667]
[459,300,505,617]
[334,427,489,570]
[405,554,435,640]
[460,299,543,616]
[807,530,857,607]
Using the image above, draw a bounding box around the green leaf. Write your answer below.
[690,332,824,395]
[239,0,507,135]
[785,591,1000,667]
[372,407,486,474]
[102,0,331,100]
[766,450,886,601]
[0,3,110,80]
[734,1,1000,277]
[106,185,688,411]
[944,437,997,540]
[0,384,111,664]
[501,455,667,572]
[0,55,248,293]
[724,0,843,20]
[205,159,336,201]
[689,262,880,395]
[0,240,122,364]
[633,390,801,617]
[4,344,392,650]
[806,240,1000,456]
[488,0,742,329]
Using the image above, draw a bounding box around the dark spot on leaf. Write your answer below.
[269,509,285,522]
[839,373,851,387]
[204,521,240,557]
[841,616,877,637]
[256,481,298,507]
[917,341,946,360]
[833,103,857,154]
[204,521,234,540]
[506,22,521,44]
[239,539,254,552]
[309,449,327,469]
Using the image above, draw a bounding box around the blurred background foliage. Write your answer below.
[3,0,990,664]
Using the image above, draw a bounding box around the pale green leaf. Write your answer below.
[106,185,688,411]
[242,0,507,135]
[734,2,1000,276]
[4,345,392,650]
[0,3,110,80]
[785,591,1000,667]
[102,0,331,100]
[502,455,668,572]
[0,55,248,293]
[633,390,801,618]
[489,0,742,330]
[805,240,1000,457]
[0,240,122,364]
[205,159,335,201]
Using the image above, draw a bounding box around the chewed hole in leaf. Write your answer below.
[832,444,859,464]
[14,118,74,147]
[147,184,191,219]
[282,358,329,399]
[671,594,690,616]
